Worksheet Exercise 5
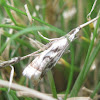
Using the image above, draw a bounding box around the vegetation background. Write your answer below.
[0,0,100,100]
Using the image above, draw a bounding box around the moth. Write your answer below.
[23,28,80,85]
[22,16,98,86]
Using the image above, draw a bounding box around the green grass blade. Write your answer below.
[90,81,100,99]
[64,44,74,100]
[10,91,19,100]
[83,40,100,78]
[4,7,17,25]
[70,13,100,97]
[2,0,17,25]
[0,24,23,30]
[47,70,57,99]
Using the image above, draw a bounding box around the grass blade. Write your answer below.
[70,12,100,97]
[64,44,74,100]
[90,81,100,99]
[47,70,57,99]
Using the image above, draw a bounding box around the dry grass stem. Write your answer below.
[24,4,33,24]
[17,90,65,98]
[67,97,91,100]
[87,0,98,18]
[0,79,57,100]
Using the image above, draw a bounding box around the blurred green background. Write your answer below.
[0,0,100,100]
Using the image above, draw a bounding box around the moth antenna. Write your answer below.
[79,16,99,29]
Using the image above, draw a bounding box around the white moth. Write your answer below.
[23,28,80,85]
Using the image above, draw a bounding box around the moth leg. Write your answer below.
[38,31,58,41]
[64,50,70,54]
